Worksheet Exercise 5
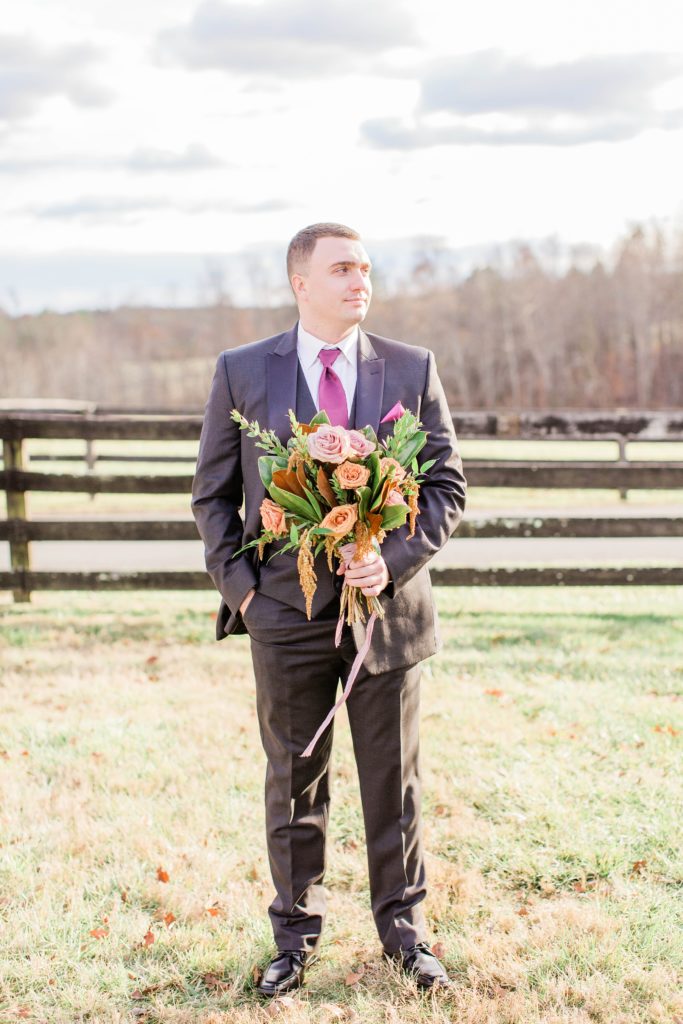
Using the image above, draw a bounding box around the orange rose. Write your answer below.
[379,457,406,483]
[320,503,358,539]
[260,497,287,535]
[333,461,371,490]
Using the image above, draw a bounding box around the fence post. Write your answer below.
[3,437,31,602]
[617,436,628,501]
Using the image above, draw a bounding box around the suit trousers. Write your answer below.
[242,588,428,955]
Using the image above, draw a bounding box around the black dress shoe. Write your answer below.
[387,942,450,989]
[256,949,315,997]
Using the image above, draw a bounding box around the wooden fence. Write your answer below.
[1,410,683,601]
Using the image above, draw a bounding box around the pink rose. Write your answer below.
[379,456,406,483]
[347,430,376,460]
[307,424,351,464]
[384,488,408,507]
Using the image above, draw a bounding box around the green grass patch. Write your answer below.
[0,587,681,1022]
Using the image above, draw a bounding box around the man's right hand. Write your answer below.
[240,588,256,617]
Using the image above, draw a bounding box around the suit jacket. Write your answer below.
[191,321,467,673]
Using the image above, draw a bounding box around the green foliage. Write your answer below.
[380,504,409,530]
[230,409,288,458]
[268,483,318,522]
[257,454,287,490]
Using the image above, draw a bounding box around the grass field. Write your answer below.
[1,587,682,1024]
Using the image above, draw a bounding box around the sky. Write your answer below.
[2,0,683,312]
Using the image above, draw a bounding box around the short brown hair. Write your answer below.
[286,222,361,282]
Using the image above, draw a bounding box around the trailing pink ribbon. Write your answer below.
[300,610,378,758]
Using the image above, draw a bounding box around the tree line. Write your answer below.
[1,224,681,410]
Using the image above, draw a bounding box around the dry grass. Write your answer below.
[0,587,682,1023]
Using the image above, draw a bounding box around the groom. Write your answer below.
[191,223,466,994]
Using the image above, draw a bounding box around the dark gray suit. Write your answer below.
[192,322,466,952]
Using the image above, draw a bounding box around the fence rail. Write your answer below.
[2,409,682,601]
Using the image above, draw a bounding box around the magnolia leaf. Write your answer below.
[371,477,394,511]
[306,486,322,518]
[272,468,307,500]
[258,455,287,490]
[381,504,409,530]
[357,485,372,521]
[367,451,381,492]
[317,467,337,507]
[269,483,318,521]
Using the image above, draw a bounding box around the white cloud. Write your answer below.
[0,34,111,122]
[157,0,417,76]
[361,51,683,148]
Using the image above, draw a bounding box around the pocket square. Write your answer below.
[380,401,406,424]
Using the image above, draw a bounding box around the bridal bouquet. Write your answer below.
[231,402,434,755]
[231,404,433,620]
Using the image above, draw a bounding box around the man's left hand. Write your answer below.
[337,548,390,597]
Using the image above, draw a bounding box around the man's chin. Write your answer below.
[344,303,369,323]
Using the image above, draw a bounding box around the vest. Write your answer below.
[255,359,357,617]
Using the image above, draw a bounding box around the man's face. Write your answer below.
[292,235,372,331]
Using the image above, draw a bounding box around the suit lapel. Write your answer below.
[354,329,385,433]
[266,323,299,442]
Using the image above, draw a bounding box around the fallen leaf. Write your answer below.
[484,688,504,698]
[266,995,297,1014]
[202,973,232,993]
[156,867,169,883]
[631,859,647,875]
[146,655,159,665]
[206,906,221,917]
[431,941,446,959]
[251,964,262,984]
[17,1010,30,1019]
[143,929,155,947]
[163,912,176,927]
[89,927,109,939]
[120,891,129,903]
[517,906,529,916]
[344,966,365,986]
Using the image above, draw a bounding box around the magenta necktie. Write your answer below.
[317,347,349,428]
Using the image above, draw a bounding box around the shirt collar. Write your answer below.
[297,322,358,370]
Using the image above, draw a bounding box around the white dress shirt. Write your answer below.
[296,322,358,419]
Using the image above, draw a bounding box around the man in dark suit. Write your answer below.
[192,222,466,995]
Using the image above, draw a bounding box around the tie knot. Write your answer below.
[318,347,341,369]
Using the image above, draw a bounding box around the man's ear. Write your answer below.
[291,272,307,302]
